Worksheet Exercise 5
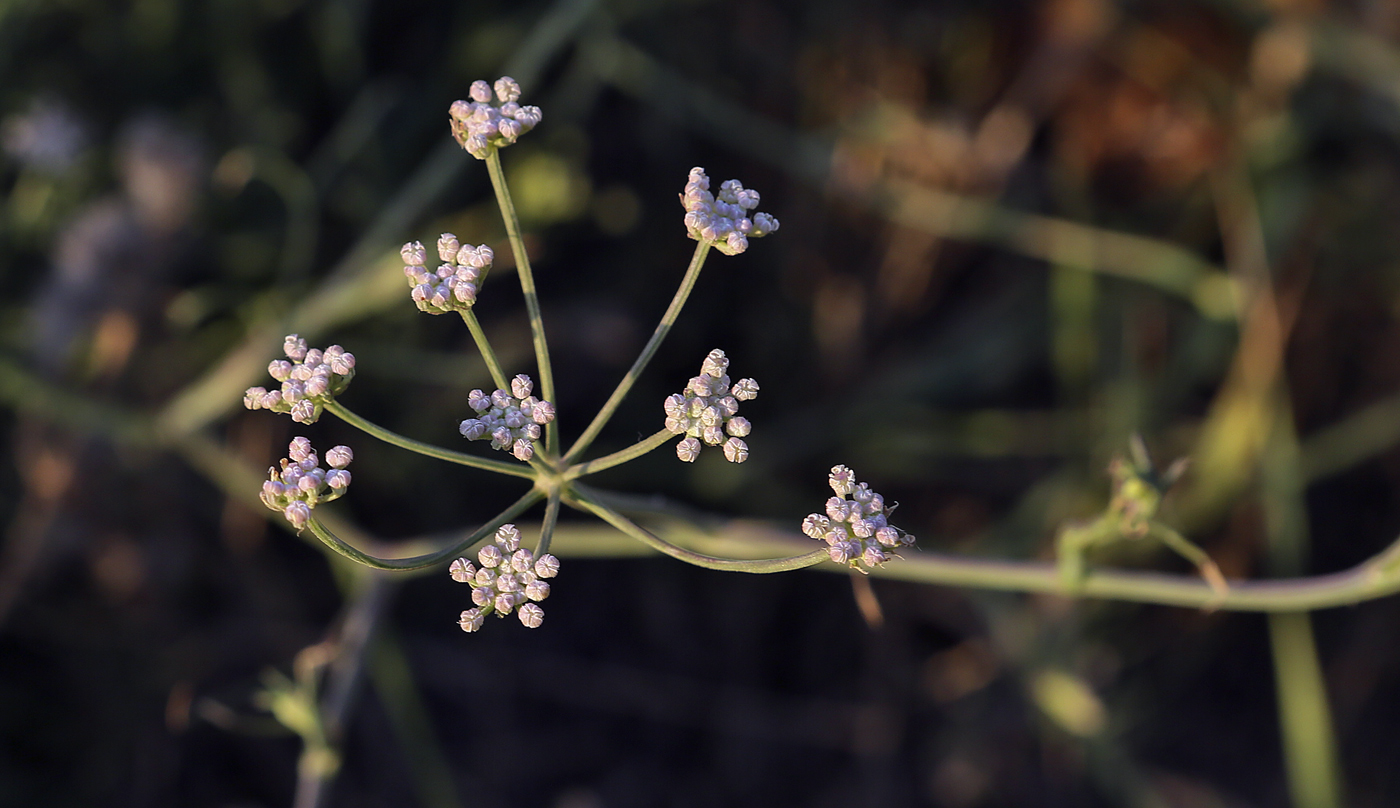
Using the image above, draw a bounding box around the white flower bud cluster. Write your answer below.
[458,374,557,462]
[451,524,560,632]
[680,167,780,256]
[663,349,758,464]
[244,335,356,425]
[258,437,353,530]
[448,77,543,160]
[400,234,494,315]
[802,465,915,572]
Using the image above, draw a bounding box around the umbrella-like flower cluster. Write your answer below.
[451,524,561,631]
[459,374,557,461]
[244,335,356,424]
[259,438,353,530]
[680,167,779,256]
[401,233,493,315]
[663,349,758,464]
[448,77,543,160]
[802,465,915,572]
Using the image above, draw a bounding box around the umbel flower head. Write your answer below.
[680,167,779,256]
[802,465,915,572]
[401,234,493,315]
[449,77,543,160]
[259,438,353,531]
[450,524,561,632]
[244,335,356,424]
[663,349,758,463]
[459,374,557,462]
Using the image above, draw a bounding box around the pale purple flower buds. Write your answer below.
[244,335,356,424]
[453,524,557,633]
[403,232,492,315]
[680,167,779,255]
[459,375,555,462]
[664,349,757,463]
[449,76,541,159]
[259,438,354,530]
[803,466,913,572]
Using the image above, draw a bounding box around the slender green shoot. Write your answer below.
[565,429,673,480]
[565,241,711,464]
[485,149,558,458]
[304,489,543,570]
[457,310,510,392]
[567,486,829,573]
[324,400,534,480]
[535,489,561,557]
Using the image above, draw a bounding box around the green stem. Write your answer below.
[565,428,674,479]
[567,486,829,573]
[536,489,561,557]
[564,241,712,464]
[304,489,543,570]
[484,149,557,458]
[1268,612,1344,808]
[457,310,510,392]
[324,401,534,480]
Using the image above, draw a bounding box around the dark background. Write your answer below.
[3,0,1400,806]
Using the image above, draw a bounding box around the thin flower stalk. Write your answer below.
[457,310,511,393]
[564,428,674,480]
[304,489,544,571]
[484,149,557,457]
[324,400,533,480]
[565,241,711,464]
[568,486,829,573]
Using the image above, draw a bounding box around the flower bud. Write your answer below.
[478,544,502,568]
[517,602,544,628]
[802,514,830,539]
[437,233,460,263]
[449,558,475,583]
[283,334,308,361]
[284,501,311,530]
[525,579,550,601]
[325,445,353,469]
[494,592,517,614]
[732,378,760,401]
[494,76,521,103]
[325,469,351,490]
[725,416,751,437]
[496,524,522,551]
[459,608,485,632]
[290,399,318,424]
[469,81,492,103]
[244,387,267,409]
[512,439,533,462]
[676,437,702,462]
[510,374,532,399]
[534,554,560,578]
[722,437,749,463]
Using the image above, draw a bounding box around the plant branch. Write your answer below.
[564,242,711,464]
[304,489,544,570]
[484,149,558,458]
[324,400,534,480]
[565,428,674,479]
[457,310,511,392]
[567,485,829,573]
[535,489,562,557]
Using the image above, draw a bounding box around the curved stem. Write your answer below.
[536,489,561,557]
[565,428,673,480]
[457,310,510,392]
[324,400,535,480]
[564,241,711,464]
[485,149,558,458]
[304,489,544,570]
[567,486,829,573]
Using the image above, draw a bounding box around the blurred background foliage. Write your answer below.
[4,0,1400,805]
